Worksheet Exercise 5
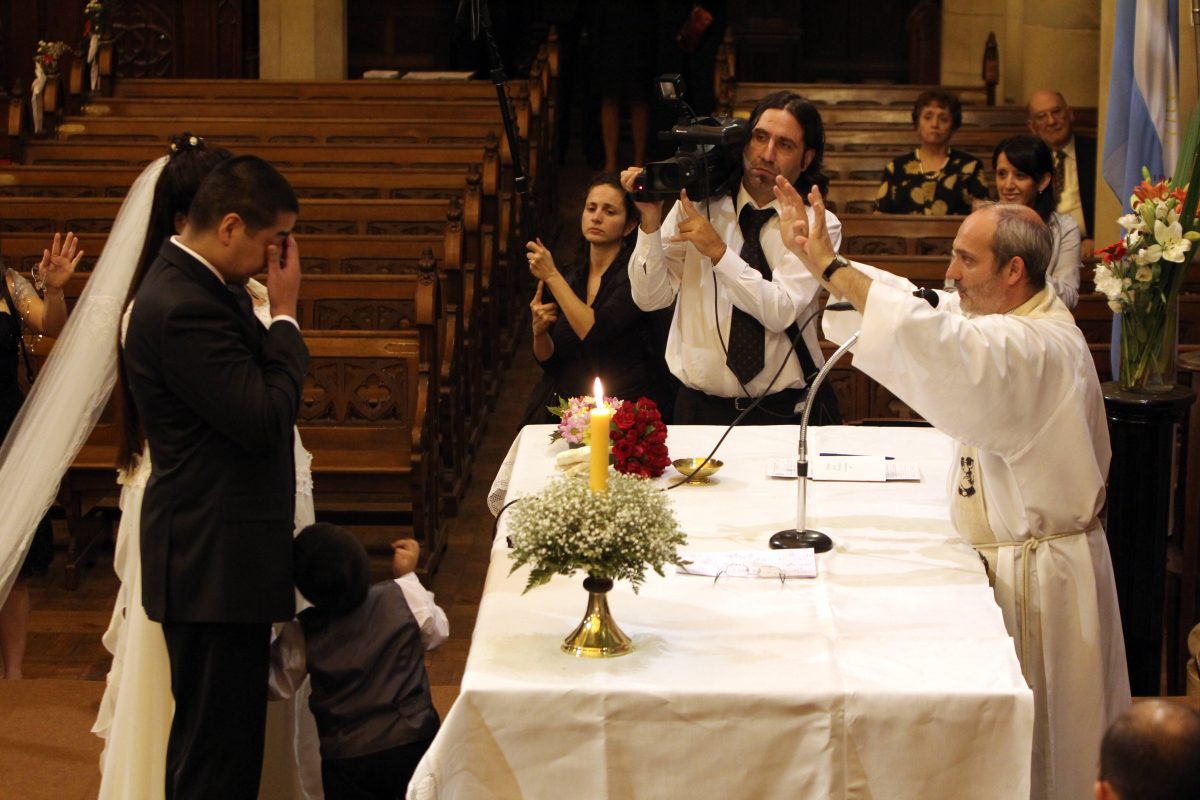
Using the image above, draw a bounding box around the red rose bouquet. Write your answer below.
[609,397,670,478]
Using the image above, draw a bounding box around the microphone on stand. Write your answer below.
[913,287,940,307]
[768,331,858,553]
[769,286,940,552]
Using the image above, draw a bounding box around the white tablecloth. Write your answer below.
[409,425,1034,800]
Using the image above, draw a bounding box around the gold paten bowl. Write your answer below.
[671,457,724,485]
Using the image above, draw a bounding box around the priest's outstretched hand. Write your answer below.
[773,176,834,280]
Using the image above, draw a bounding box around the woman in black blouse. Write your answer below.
[524,173,671,421]
[875,89,989,215]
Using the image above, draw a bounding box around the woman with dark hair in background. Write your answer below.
[876,89,989,215]
[993,134,1081,308]
[524,172,671,421]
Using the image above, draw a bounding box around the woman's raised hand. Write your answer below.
[526,238,560,282]
[38,231,83,291]
[529,280,558,336]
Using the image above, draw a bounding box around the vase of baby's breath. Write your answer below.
[507,471,687,658]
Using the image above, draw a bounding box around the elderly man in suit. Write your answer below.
[123,155,308,800]
[1028,88,1096,252]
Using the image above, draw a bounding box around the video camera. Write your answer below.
[630,74,749,203]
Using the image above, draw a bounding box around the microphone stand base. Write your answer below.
[769,529,834,553]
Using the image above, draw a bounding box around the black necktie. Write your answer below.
[1054,150,1066,200]
[227,282,255,321]
[725,205,776,385]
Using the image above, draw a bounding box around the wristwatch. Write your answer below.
[822,253,850,282]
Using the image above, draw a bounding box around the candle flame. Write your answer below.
[593,377,605,411]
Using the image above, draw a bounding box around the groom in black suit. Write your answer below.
[123,155,308,799]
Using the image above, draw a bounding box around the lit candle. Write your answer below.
[589,377,611,492]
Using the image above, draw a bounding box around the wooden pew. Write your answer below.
[718,81,992,114]
[12,138,514,389]
[0,194,463,238]
[75,96,534,154]
[54,113,533,180]
[17,136,515,334]
[825,180,881,214]
[5,229,476,514]
[0,163,485,229]
[103,75,539,107]
[826,126,1032,153]
[300,327,443,572]
[0,163,493,391]
[77,73,554,202]
[837,213,964,256]
[18,137,500,181]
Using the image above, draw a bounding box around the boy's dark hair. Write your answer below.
[187,154,299,232]
[1099,700,1200,800]
[294,523,371,615]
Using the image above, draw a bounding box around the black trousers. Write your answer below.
[674,385,804,426]
[162,620,272,800]
[321,738,434,800]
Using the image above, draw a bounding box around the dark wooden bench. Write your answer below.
[72,97,535,156]
[825,126,1034,153]
[54,113,533,179]
[6,229,476,514]
[717,80,992,113]
[17,137,519,355]
[837,213,965,256]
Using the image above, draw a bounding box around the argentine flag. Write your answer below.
[1102,0,1180,377]
[1102,0,1180,210]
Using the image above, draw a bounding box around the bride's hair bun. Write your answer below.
[168,132,206,156]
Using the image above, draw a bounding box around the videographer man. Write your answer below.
[621,90,842,425]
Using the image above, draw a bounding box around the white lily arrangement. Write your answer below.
[1094,168,1200,391]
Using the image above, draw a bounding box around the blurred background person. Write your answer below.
[875,89,988,215]
[1027,89,1095,252]
[590,2,658,171]
[649,1,728,161]
[0,232,84,679]
[993,134,1081,308]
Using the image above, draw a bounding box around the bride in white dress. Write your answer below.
[72,138,321,799]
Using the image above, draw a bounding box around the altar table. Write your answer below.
[408,425,1034,800]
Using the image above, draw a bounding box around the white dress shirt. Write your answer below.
[1054,139,1087,238]
[169,235,300,330]
[1047,212,1082,309]
[628,184,843,398]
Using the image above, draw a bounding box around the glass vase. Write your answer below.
[1119,292,1179,394]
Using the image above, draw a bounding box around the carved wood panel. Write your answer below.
[300,358,410,425]
[107,0,256,80]
[309,300,417,331]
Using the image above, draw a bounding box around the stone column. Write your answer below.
[1016,0,1100,107]
[259,0,347,80]
[940,0,1007,96]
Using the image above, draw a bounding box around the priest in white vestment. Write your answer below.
[773,177,1130,800]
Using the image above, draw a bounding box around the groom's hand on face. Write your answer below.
[267,233,301,319]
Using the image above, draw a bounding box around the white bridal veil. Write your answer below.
[0,157,167,606]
